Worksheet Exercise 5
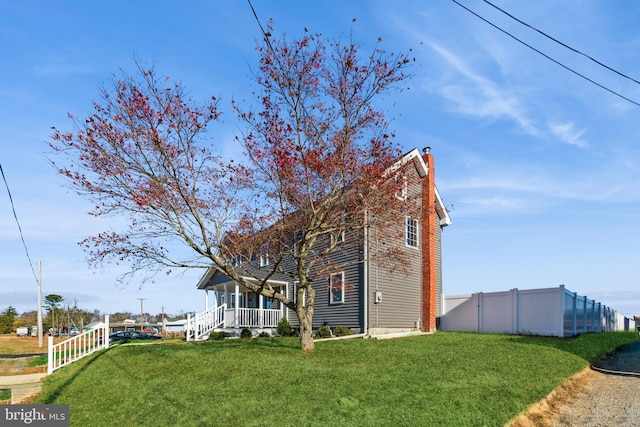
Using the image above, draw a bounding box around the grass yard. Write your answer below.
[33,331,638,426]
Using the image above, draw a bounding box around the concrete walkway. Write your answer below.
[0,373,48,404]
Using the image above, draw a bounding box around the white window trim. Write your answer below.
[259,244,269,267]
[406,217,419,248]
[329,272,345,304]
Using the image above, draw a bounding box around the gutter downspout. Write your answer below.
[363,210,368,336]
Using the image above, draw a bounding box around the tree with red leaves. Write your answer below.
[51,25,413,351]
[232,24,414,350]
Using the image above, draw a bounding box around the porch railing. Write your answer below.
[48,315,110,375]
[186,304,226,341]
[237,308,282,328]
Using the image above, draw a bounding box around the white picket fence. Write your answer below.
[48,315,110,374]
[442,286,636,337]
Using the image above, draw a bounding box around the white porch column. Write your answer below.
[224,283,229,308]
[234,283,240,328]
[205,290,209,310]
[284,283,289,320]
[259,293,264,328]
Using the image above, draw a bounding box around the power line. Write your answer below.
[450,0,640,108]
[0,161,38,282]
[482,0,640,87]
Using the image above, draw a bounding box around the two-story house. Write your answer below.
[189,147,451,339]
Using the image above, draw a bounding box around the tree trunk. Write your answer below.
[298,311,315,352]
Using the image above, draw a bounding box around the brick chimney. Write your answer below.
[421,147,437,332]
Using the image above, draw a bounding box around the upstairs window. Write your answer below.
[231,254,244,267]
[406,217,419,248]
[259,244,269,267]
[329,272,345,304]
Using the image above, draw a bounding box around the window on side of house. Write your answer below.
[259,244,269,267]
[329,272,345,304]
[229,293,246,309]
[406,217,419,248]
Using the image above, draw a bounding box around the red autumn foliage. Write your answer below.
[51,25,413,351]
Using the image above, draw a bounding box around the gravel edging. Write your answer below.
[510,341,640,426]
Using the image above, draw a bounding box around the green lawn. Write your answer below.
[34,332,638,426]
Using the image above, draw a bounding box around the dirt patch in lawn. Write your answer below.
[0,335,49,376]
[0,335,49,355]
[0,357,47,376]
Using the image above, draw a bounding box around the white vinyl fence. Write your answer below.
[442,285,636,337]
[48,315,110,374]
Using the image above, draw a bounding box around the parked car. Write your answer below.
[108,330,162,342]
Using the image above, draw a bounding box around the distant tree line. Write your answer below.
[0,294,188,334]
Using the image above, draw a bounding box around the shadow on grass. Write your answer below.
[507,332,639,365]
[38,348,112,404]
[198,336,301,350]
[590,341,640,377]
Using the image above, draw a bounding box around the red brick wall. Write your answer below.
[421,152,437,331]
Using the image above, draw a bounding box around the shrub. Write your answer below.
[208,331,231,341]
[258,332,270,338]
[315,325,332,338]
[276,318,293,336]
[334,326,352,337]
[240,328,253,339]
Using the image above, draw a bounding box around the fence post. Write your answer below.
[573,292,578,337]
[510,288,519,334]
[104,314,110,349]
[582,297,587,333]
[557,286,565,337]
[477,292,484,333]
[47,336,54,375]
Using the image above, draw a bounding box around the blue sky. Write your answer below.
[1,1,639,318]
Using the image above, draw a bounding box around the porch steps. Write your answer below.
[186,304,226,341]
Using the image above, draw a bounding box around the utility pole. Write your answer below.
[161,305,166,336]
[137,298,146,332]
[37,260,43,348]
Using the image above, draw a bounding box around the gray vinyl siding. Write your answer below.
[286,231,364,332]
[367,235,422,328]
[367,167,423,329]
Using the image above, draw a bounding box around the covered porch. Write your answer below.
[190,271,290,340]
[207,281,287,327]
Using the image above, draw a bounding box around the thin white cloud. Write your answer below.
[549,122,588,148]
[427,41,539,136]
